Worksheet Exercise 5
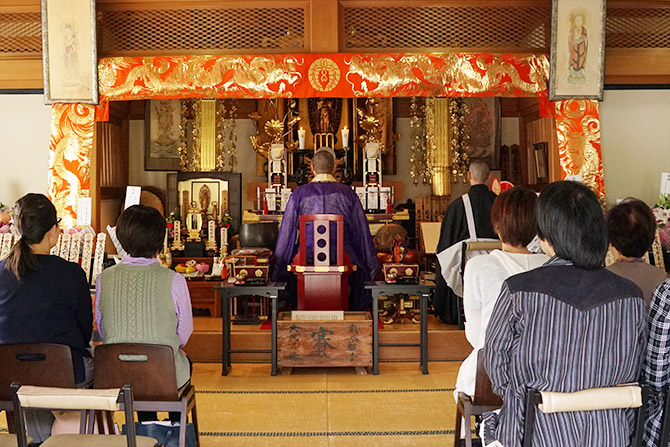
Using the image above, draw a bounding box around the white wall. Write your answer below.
[600,89,670,207]
[0,94,52,206]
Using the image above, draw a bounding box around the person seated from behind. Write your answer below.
[606,198,668,305]
[454,187,548,400]
[482,181,647,447]
[96,205,193,390]
[0,193,92,443]
[642,278,670,446]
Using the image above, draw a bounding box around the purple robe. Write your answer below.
[272,181,380,310]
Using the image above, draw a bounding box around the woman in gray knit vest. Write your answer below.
[95,205,193,405]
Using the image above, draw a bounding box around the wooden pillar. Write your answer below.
[310,0,340,52]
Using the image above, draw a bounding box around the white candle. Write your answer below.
[341,126,349,148]
[220,227,228,246]
[164,228,169,252]
[298,127,306,150]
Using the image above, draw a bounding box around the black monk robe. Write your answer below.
[434,184,498,324]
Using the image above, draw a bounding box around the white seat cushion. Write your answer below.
[42,434,157,447]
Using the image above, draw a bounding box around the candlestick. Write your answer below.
[298,127,306,150]
[341,126,349,149]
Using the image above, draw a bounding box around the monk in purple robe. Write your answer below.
[272,147,380,310]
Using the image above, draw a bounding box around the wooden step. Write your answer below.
[183,316,469,363]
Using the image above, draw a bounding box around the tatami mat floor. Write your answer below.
[190,361,462,446]
[1,361,466,446]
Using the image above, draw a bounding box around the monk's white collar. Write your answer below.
[312,173,337,183]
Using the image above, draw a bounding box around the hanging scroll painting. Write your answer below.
[41,0,98,104]
[145,99,181,171]
[550,0,607,100]
[462,97,501,170]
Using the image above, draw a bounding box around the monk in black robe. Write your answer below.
[435,160,497,324]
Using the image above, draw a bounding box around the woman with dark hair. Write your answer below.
[606,198,667,305]
[454,187,548,399]
[0,193,93,442]
[482,181,647,447]
[95,205,193,390]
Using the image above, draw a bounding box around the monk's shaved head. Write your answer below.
[312,149,335,174]
[468,159,490,184]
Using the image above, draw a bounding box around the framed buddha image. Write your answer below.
[173,172,242,233]
[145,99,182,171]
[549,0,607,101]
[40,0,98,104]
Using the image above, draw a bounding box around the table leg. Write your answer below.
[271,295,278,376]
[221,291,230,376]
[372,292,379,375]
[420,292,429,375]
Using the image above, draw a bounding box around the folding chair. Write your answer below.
[11,383,157,447]
[523,384,649,447]
[454,350,503,447]
[0,344,76,434]
[94,344,200,447]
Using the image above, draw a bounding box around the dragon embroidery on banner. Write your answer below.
[98,56,303,100]
[48,104,95,227]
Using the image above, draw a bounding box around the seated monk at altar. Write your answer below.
[272,147,381,310]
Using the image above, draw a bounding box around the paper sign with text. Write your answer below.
[661,172,670,196]
[76,198,92,226]
[124,186,142,210]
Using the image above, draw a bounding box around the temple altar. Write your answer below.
[33,52,605,369]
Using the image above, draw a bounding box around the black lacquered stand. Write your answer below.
[215,281,286,376]
[365,281,434,375]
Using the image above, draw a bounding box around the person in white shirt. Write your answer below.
[454,186,549,399]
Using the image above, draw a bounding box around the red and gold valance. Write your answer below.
[49,52,603,225]
[97,53,550,101]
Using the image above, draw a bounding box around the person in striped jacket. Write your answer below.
[482,181,648,447]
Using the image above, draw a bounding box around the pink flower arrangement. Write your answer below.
[0,202,13,233]
[653,194,670,249]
